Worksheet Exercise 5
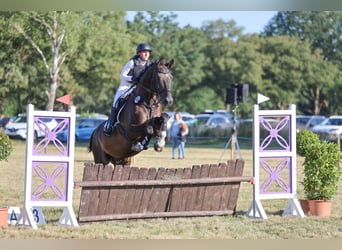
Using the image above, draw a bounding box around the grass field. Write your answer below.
[0,139,342,239]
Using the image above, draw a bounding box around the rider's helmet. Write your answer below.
[136,43,152,54]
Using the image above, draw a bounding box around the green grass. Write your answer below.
[1,140,342,239]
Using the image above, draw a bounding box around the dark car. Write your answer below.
[57,117,107,142]
[0,116,14,128]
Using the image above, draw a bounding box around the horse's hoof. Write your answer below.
[154,145,163,152]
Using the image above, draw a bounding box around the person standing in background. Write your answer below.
[168,112,188,159]
[178,121,188,159]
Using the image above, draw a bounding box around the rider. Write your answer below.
[103,43,152,137]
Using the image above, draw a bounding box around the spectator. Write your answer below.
[168,112,188,159]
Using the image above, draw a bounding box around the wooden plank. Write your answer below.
[210,163,228,211]
[184,165,201,211]
[138,168,157,213]
[78,210,235,222]
[122,167,140,214]
[179,167,192,211]
[220,160,237,210]
[130,167,149,214]
[104,165,123,215]
[78,163,97,219]
[193,164,210,211]
[147,167,167,212]
[76,175,252,187]
[96,164,114,215]
[227,159,245,211]
[86,164,104,216]
[113,165,131,214]
[169,168,185,212]
[219,163,231,211]
[154,168,176,212]
[202,164,219,211]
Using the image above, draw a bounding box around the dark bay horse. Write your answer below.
[89,58,174,165]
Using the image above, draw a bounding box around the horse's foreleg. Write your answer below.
[154,130,166,152]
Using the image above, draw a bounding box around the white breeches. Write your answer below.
[113,85,131,107]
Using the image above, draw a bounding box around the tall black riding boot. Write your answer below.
[103,106,117,136]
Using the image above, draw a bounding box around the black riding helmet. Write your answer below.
[136,43,152,54]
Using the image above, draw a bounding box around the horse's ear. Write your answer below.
[166,59,174,69]
[157,58,164,66]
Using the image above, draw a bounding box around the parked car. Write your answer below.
[3,114,59,140]
[296,115,326,132]
[57,117,107,142]
[311,115,342,142]
[199,109,234,122]
[0,116,15,129]
[165,112,195,130]
[192,113,232,129]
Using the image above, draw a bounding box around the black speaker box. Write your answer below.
[226,87,238,105]
[237,84,249,102]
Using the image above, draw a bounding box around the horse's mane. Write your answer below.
[140,59,157,78]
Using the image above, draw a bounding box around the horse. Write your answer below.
[89,58,174,165]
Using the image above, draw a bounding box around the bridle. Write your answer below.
[136,63,172,106]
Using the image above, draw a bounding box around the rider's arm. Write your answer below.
[120,60,135,82]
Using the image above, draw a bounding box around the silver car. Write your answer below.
[296,115,326,132]
[4,114,59,140]
[311,115,342,142]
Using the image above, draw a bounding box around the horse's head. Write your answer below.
[139,58,174,107]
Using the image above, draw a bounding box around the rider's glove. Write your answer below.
[131,76,139,83]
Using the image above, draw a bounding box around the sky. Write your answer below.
[127,11,278,34]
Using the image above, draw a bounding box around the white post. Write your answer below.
[247,104,304,219]
[18,104,78,229]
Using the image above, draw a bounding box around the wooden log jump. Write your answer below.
[76,159,252,222]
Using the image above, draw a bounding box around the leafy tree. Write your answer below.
[65,11,131,114]
[263,11,342,64]
[200,20,263,117]
[10,11,89,111]
[263,11,342,115]
[0,12,29,115]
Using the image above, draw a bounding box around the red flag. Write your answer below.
[56,94,71,106]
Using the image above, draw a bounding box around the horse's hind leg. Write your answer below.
[92,150,111,165]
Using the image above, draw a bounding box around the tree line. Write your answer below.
[0,11,341,118]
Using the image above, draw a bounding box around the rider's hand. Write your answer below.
[131,76,139,83]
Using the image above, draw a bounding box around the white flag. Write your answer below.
[257,93,270,104]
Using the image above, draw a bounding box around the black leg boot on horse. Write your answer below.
[103,106,117,137]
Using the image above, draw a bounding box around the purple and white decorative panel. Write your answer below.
[31,162,68,202]
[248,104,304,219]
[20,104,78,228]
[253,105,297,200]
[32,116,71,156]
[259,115,292,152]
[259,157,293,195]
